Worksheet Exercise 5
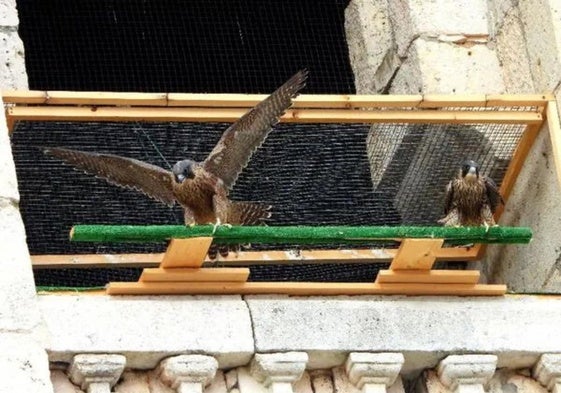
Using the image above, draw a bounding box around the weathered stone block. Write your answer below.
[0,0,19,26]
[519,0,561,91]
[38,295,254,369]
[494,8,535,93]
[388,0,490,56]
[0,30,27,89]
[0,333,53,393]
[345,0,399,93]
[0,199,44,333]
[246,295,561,373]
[390,38,505,94]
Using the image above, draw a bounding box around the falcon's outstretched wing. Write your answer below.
[44,147,176,206]
[443,180,454,215]
[203,69,308,190]
[484,176,504,212]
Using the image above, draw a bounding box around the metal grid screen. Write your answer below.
[12,120,525,285]
[13,0,526,286]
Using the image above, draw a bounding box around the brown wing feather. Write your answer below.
[44,147,176,206]
[443,180,454,214]
[203,70,308,190]
[484,176,504,212]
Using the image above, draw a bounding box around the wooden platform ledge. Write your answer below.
[74,223,530,296]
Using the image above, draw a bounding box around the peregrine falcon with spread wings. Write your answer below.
[45,70,308,248]
[438,160,504,228]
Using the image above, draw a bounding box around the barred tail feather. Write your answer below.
[228,202,271,225]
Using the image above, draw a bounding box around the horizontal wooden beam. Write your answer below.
[105,281,507,296]
[30,246,480,268]
[139,267,250,282]
[6,106,543,125]
[2,91,552,108]
[376,269,480,284]
[69,225,533,245]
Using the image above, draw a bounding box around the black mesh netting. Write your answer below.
[13,0,526,286]
[12,120,526,285]
[16,0,354,93]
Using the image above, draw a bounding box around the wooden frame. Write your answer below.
[3,91,555,270]
[104,236,510,296]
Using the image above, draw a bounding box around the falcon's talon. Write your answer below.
[211,219,222,235]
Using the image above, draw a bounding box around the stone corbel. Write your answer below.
[250,352,309,393]
[158,354,218,393]
[437,355,497,393]
[345,352,404,393]
[68,354,126,393]
[534,354,561,393]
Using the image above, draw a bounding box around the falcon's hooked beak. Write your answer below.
[172,159,197,184]
[461,160,480,182]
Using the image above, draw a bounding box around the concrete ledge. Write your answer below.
[245,295,561,373]
[38,294,561,375]
[38,295,254,369]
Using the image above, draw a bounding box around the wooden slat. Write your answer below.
[140,267,250,282]
[105,281,507,296]
[390,239,445,270]
[418,94,487,108]
[6,106,544,124]
[546,100,561,187]
[376,269,480,284]
[494,123,543,220]
[168,94,425,108]
[46,91,168,106]
[485,94,553,107]
[30,246,480,268]
[31,253,164,268]
[3,91,551,108]
[2,90,47,104]
[160,237,212,268]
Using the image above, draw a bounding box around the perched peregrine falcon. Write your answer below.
[45,70,308,255]
[438,160,504,228]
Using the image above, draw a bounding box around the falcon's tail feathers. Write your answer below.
[228,202,272,225]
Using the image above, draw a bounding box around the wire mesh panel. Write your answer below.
[16,0,354,94]
[12,0,531,287]
[11,119,526,285]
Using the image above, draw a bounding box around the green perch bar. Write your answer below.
[70,225,533,245]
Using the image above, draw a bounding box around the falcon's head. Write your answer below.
[460,160,480,181]
[172,159,197,183]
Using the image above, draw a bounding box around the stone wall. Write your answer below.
[345,0,561,292]
[0,2,52,393]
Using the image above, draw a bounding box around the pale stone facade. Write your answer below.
[2,0,561,392]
